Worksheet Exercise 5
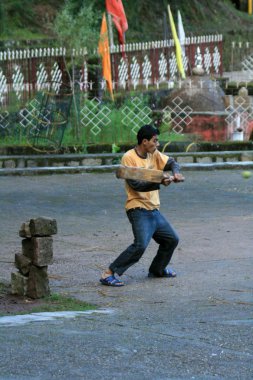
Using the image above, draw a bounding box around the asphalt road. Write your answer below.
[0,170,252,379]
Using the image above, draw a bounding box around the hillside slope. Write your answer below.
[0,0,252,43]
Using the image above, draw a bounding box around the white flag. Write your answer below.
[177,10,185,55]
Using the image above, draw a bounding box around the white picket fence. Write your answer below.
[110,34,223,53]
[0,35,224,107]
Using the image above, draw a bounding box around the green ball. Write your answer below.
[242,171,252,179]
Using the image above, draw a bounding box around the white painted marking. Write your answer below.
[0,309,114,326]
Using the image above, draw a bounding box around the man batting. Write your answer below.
[100,124,184,286]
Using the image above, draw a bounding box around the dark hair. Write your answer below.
[137,125,160,145]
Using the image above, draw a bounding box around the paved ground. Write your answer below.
[0,170,252,379]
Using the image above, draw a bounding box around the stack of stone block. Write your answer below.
[11,217,57,299]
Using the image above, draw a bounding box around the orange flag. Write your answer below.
[98,13,114,100]
[105,0,128,45]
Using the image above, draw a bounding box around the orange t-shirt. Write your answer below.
[121,149,168,211]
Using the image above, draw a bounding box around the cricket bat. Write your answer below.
[116,165,184,183]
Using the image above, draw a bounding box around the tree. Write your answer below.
[53,0,102,140]
[0,2,5,35]
[0,0,36,33]
[54,0,100,52]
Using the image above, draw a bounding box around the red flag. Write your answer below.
[105,0,128,45]
[98,13,114,100]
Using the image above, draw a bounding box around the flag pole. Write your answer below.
[107,13,114,48]
[107,12,115,91]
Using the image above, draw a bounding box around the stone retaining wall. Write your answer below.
[0,151,252,170]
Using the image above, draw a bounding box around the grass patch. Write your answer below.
[27,293,96,314]
[0,284,96,316]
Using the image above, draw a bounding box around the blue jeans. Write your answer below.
[109,208,179,276]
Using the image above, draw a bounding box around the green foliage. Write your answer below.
[1,92,191,149]
[0,291,95,316]
[0,134,27,147]
[112,143,120,153]
[0,3,5,35]
[29,293,95,313]
[60,94,171,147]
[53,0,100,52]
[0,0,37,36]
[0,0,253,43]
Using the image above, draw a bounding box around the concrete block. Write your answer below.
[26,266,50,299]
[11,272,28,296]
[81,158,102,166]
[4,160,15,168]
[29,217,57,237]
[104,158,113,165]
[52,162,65,167]
[19,222,32,238]
[225,156,238,162]
[27,160,37,167]
[197,157,212,163]
[22,237,53,266]
[17,159,25,168]
[177,156,194,163]
[66,161,80,167]
[15,254,31,275]
[241,153,253,161]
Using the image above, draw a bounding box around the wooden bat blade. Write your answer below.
[116,165,167,183]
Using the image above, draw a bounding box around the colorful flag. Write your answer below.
[168,5,186,79]
[98,13,114,100]
[177,10,185,55]
[105,0,128,45]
